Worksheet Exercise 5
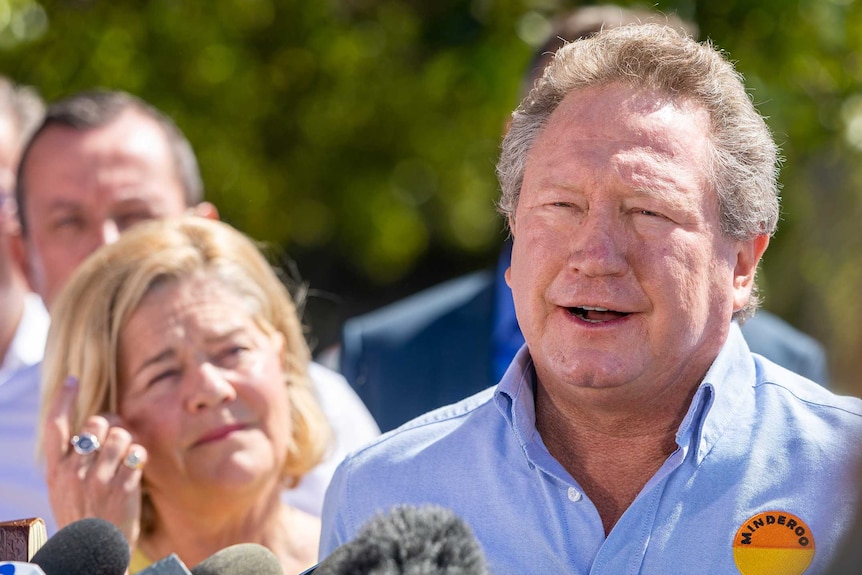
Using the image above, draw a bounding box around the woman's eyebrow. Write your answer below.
[133,348,175,378]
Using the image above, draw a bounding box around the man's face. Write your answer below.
[20,109,188,309]
[506,82,766,398]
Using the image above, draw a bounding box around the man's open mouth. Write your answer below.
[567,306,630,323]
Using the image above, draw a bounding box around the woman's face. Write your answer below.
[117,273,293,503]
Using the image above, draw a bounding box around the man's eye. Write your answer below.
[53,216,85,230]
[116,213,155,230]
[635,209,665,218]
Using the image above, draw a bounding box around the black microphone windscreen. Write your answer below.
[190,543,282,575]
[315,505,490,575]
[30,517,130,575]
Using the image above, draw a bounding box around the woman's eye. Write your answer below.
[148,369,181,387]
[216,345,251,365]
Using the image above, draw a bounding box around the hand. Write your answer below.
[42,376,148,549]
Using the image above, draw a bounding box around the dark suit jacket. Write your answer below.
[340,270,829,433]
[340,271,495,433]
[738,307,829,387]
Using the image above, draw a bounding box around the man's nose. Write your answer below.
[567,211,627,277]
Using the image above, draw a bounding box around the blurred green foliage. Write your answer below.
[694,0,862,391]
[1,0,861,390]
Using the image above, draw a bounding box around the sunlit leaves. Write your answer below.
[3,0,862,380]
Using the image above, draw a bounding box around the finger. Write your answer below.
[73,417,110,478]
[111,443,147,550]
[120,445,147,485]
[43,376,80,467]
[98,413,145,478]
[89,438,147,548]
[100,412,129,429]
[46,415,109,529]
[91,426,133,485]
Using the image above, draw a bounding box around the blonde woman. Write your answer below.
[40,216,331,573]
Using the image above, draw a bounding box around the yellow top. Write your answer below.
[129,547,152,574]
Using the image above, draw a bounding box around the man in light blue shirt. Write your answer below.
[320,23,862,574]
[322,326,860,573]
[338,6,830,438]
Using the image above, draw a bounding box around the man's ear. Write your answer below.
[733,234,769,312]
[504,216,516,288]
[190,201,219,220]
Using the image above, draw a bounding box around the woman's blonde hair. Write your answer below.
[39,216,330,527]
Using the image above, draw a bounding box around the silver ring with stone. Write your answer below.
[124,450,144,470]
[70,432,101,456]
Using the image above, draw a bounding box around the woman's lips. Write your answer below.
[193,423,247,447]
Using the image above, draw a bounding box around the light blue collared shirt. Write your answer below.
[320,324,862,574]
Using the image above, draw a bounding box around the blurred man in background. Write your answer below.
[339,4,830,433]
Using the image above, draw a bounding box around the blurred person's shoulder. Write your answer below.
[344,270,495,340]
[741,310,829,385]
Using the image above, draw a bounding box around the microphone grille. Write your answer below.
[190,543,281,575]
[317,505,490,575]
[31,517,129,575]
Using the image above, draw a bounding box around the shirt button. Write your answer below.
[567,487,582,502]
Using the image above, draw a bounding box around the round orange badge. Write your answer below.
[733,511,815,575]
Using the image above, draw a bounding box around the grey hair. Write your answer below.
[497,23,781,321]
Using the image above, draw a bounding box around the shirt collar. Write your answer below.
[0,293,49,378]
[494,343,536,443]
[494,322,755,469]
[491,240,524,382]
[688,321,755,464]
